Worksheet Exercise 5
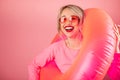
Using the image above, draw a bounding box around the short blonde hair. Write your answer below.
[57,4,84,32]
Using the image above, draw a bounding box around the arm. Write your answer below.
[28,45,55,80]
[114,24,120,53]
[105,24,120,80]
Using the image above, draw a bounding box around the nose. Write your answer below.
[66,19,72,25]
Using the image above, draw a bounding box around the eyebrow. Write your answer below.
[60,15,66,17]
[60,15,78,18]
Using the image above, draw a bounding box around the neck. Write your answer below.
[65,34,82,50]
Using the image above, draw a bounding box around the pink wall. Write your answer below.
[0,0,119,80]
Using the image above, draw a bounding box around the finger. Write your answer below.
[117,25,120,34]
[114,24,119,34]
[118,25,120,28]
[114,24,118,31]
[113,25,119,41]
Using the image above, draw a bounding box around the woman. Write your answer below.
[28,4,120,80]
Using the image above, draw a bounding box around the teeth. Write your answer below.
[64,26,74,32]
[65,26,73,30]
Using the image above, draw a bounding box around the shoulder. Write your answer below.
[42,40,65,51]
[48,40,65,49]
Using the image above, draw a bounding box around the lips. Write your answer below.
[64,26,74,32]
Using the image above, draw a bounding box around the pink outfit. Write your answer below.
[28,40,120,80]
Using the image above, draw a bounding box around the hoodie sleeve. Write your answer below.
[107,53,120,80]
[28,45,55,80]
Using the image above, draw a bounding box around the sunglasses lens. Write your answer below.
[70,16,79,23]
[59,17,66,23]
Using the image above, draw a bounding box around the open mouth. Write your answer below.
[64,26,74,32]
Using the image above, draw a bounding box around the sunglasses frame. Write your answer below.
[59,15,80,25]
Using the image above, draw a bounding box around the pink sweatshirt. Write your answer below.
[28,40,120,80]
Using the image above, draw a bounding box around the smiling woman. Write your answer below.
[57,5,84,44]
[28,4,119,80]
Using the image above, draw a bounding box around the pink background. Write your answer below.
[0,0,120,80]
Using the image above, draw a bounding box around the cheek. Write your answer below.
[74,25,80,30]
[60,24,64,30]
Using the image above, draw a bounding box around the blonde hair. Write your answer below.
[57,4,84,32]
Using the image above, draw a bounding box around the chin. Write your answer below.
[66,34,75,38]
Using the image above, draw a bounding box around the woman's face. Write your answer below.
[59,8,81,38]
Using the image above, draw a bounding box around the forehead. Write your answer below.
[60,8,78,17]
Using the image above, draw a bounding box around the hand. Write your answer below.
[114,24,120,53]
